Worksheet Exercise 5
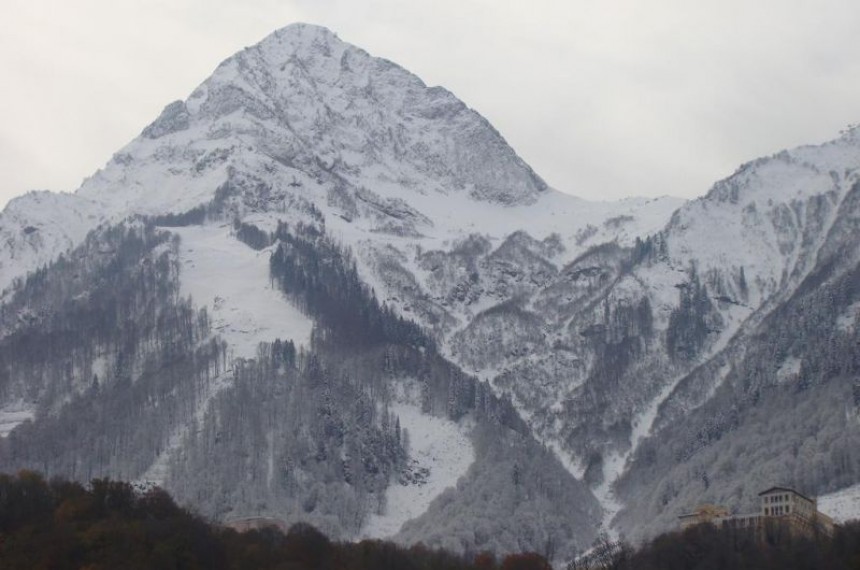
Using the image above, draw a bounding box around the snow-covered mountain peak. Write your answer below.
[266,22,342,47]
[0,22,562,295]
[201,21,548,205]
[701,126,860,209]
[3,22,860,551]
[0,191,101,295]
[663,130,860,308]
[80,21,552,217]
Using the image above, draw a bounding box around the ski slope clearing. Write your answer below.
[361,402,474,539]
[167,224,313,359]
[819,483,860,523]
[0,404,35,438]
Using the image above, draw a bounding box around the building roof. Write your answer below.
[757,486,814,503]
[678,504,730,520]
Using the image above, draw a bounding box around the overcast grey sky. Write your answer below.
[2,0,860,208]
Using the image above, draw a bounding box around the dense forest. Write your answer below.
[582,519,860,570]
[268,220,430,351]
[2,471,860,570]
[220,219,600,554]
[616,238,860,538]
[0,471,550,570]
[0,209,600,557]
[0,223,225,482]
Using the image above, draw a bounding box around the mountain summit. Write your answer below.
[0,23,576,294]
[139,22,548,202]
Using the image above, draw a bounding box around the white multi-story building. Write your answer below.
[679,486,835,539]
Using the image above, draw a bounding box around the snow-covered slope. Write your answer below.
[363,125,860,537]
[820,483,860,523]
[0,22,682,319]
[0,24,621,554]
[167,223,312,359]
[0,403,34,438]
[665,135,860,307]
[2,21,859,549]
[0,191,100,294]
[362,401,474,539]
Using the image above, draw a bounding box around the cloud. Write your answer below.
[2,0,859,207]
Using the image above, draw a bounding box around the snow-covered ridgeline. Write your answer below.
[666,135,860,309]
[0,20,685,305]
[0,192,101,296]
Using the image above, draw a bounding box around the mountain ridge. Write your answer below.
[0,22,858,557]
[0,23,679,295]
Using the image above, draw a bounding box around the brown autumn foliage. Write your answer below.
[600,520,860,570]
[0,471,483,570]
[500,551,553,570]
[3,470,860,570]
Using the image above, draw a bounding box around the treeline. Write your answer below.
[229,219,597,555]
[666,266,720,361]
[0,223,211,407]
[573,521,860,570]
[153,215,561,550]
[269,221,430,351]
[4,471,860,570]
[0,223,226,482]
[0,210,594,555]
[167,340,411,538]
[0,471,555,570]
[266,220,527,427]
